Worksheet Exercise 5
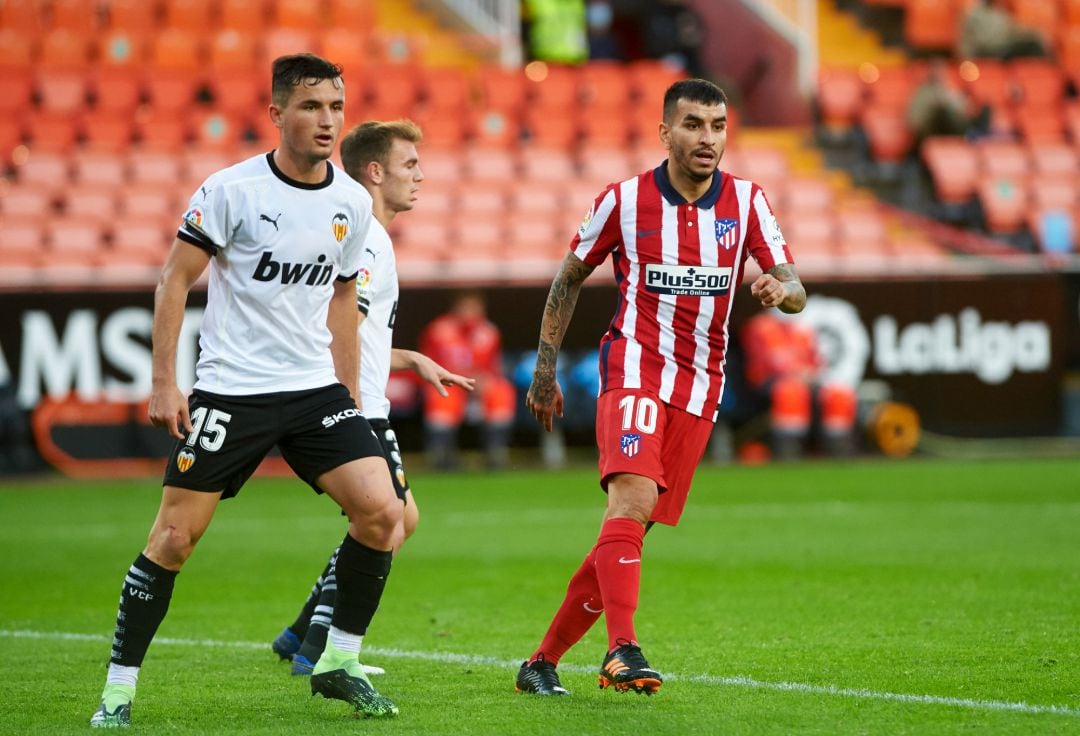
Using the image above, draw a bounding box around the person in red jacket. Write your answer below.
[419,291,516,469]
[740,309,857,459]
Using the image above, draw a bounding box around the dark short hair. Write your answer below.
[339,120,423,180]
[663,79,727,121]
[271,53,343,107]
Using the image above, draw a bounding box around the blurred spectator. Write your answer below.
[907,60,990,144]
[586,0,623,60]
[419,292,517,470]
[740,310,858,460]
[642,0,706,76]
[958,0,1046,60]
[523,0,588,64]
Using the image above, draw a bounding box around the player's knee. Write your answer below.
[145,524,198,568]
[403,503,419,540]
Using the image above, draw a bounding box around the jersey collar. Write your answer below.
[266,151,335,190]
[653,160,722,209]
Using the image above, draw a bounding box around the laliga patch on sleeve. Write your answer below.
[763,214,786,247]
[578,203,595,237]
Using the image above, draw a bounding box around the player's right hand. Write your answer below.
[526,377,564,433]
[148,385,193,441]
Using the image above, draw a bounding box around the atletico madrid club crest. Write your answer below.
[176,448,196,473]
[332,212,349,242]
[620,432,642,458]
[715,218,739,249]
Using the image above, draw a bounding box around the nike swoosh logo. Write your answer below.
[583,602,603,613]
[637,228,661,239]
[618,557,641,564]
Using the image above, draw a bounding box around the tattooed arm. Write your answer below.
[526,252,597,432]
[750,263,806,314]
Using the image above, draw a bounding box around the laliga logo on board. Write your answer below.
[332,212,349,242]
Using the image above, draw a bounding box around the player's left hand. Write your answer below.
[412,353,476,397]
[751,273,788,308]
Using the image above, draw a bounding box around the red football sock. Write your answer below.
[530,548,603,666]
[593,517,646,651]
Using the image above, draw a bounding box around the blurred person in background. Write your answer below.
[958,0,1046,60]
[906,59,990,145]
[586,0,624,61]
[739,309,857,460]
[271,120,475,677]
[515,78,804,697]
[419,291,516,470]
[523,0,589,64]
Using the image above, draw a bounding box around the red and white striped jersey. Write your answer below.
[571,161,793,421]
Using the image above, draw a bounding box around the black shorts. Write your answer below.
[368,418,410,502]
[162,384,383,499]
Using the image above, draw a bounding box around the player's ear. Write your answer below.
[366,160,383,184]
[268,103,284,129]
[659,121,671,150]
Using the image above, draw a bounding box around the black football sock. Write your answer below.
[290,547,338,640]
[297,555,337,662]
[109,554,177,667]
[330,533,392,635]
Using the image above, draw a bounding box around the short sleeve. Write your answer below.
[354,246,376,315]
[338,196,372,282]
[177,175,229,255]
[744,185,793,271]
[570,185,622,267]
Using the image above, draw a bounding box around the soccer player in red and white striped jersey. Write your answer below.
[514,79,806,697]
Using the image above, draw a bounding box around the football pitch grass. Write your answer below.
[1,458,1079,735]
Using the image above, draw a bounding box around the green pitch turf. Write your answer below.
[1,458,1079,735]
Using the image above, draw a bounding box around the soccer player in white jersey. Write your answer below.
[514,79,807,697]
[89,55,403,727]
[272,120,475,675]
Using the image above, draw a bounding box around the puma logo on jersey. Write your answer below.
[253,251,334,286]
[260,212,282,231]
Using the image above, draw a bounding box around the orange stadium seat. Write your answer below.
[38,27,92,68]
[412,114,467,150]
[23,113,79,153]
[80,110,137,152]
[579,61,630,108]
[1011,59,1064,106]
[865,65,920,111]
[35,68,89,113]
[49,0,101,31]
[977,139,1030,178]
[1029,141,1078,175]
[0,220,46,266]
[259,28,317,68]
[162,0,217,32]
[780,176,835,215]
[97,30,146,67]
[182,148,234,185]
[922,136,979,204]
[578,147,637,187]
[836,207,890,249]
[520,148,577,182]
[627,59,682,104]
[151,28,203,70]
[129,152,183,186]
[0,184,56,218]
[72,150,127,186]
[578,111,631,149]
[479,66,527,114]
[1065,0,1080,25]
[507,181,562,216]
[0,0,44,33]
[271,0,321,31]
[111,215,175,256]
[1012,0,1057,42]
[453,217,505,260]
[889,233,950,267]
[320,28,369,77]
[469,108,519,149]
[506,212,564,256]
[904,0,959,52]
[522,106,579,149]
[143,70,201,113]
[118,185,177,220]
[861,104,914,163]
[364,65,420,118]
[978,177,1029,234]
[46,218,107,260]
[327,0,375,29]
[0,119,22,162]
[463,147,517,183]
[192,111,244,151]
[1030,175,1078,211]
[1014,104,1065,143]
[209,29,259,72]
[219,0,268,31]
[104,0,159,32]
[421,68,472,114]
[0,29,34,72]
[457,188,506,217]
[817,68,864,135]
[63,186,117,225]
[207,69,264,117]
[0,76,34,116]
[528,65,579,108]
[90,67,142,112]
[394,218,451,262]
[135,109,192,152]
[561,179,609,213]
[409,185,454,217]
[414,148,463,182]
[964,60,1013,108]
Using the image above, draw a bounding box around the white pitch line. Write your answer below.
[3,629,1077,718]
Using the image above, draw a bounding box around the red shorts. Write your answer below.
[595,388,714,526]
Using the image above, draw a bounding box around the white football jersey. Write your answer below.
[178,152,373,395]
[355,218,398,420]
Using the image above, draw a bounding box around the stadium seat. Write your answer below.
[1030,175,1077,211]
[21,113,78,153]
[817,67,864,135]
[13,150,70,187]
[129,152,183,186]
[922,136,979,204]
[528,64,579,108]
[0,1,43,33]
[0,76,34,117]
[457,188,506,217]
[72,150,127,186]
[192,111,244,151]
[452,217,505,260]
[162,0,217,32]
[46,219,108,261]
[468,108,519,149]
[463,148,517,183]
[394,218,451,262]
[151,28,203,70]
[627,59,683,104]
[35,68,89,113]
[964,60,1014,108]
[63,186,117,225]
[420,68,472,114]
[143,70,202,113]
[1014,104,1065,143]
[731,144,790,187]
[1011,59,1064,106]
[978,177,1029,234]
[578,147,638,188]
[80,110,137,152]
[259,28,317,68]
[104,0,160,32]
[889,233,951,267]
[135,109,192,152]
[860,104,914,163]
[1011,0,1058,43]
[977,139,1031,178]
[520,148,577,182]
[49,0,102,31]
[780,176,835,215]
[479,65,527,114]
[0,220,46,266]
[320,28,369,77]
[111,215,175,260]
[904,0,959,52]
[836,206,890,251]
[865,64,920,111]
[521,105,579,150]
[182,148,234,186]
[89,67,142,112]
[327,0,375,29]
[270,0,321,30]
[219,0,268,31]
[38,27,92,68]
[208,29,259,72]
[96,30,146,67]
[118,185,178,221]
[364,65,420,119]
[579,61,631,108]
[0,29,33,75]
[0,184,56,219]
[507,181,562,216]
[0,118,22,163]
[1029,141,1079,175]
[412,113,467,150]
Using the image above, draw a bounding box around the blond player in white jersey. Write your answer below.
[90,55,405,727]
[271,120,475,675]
